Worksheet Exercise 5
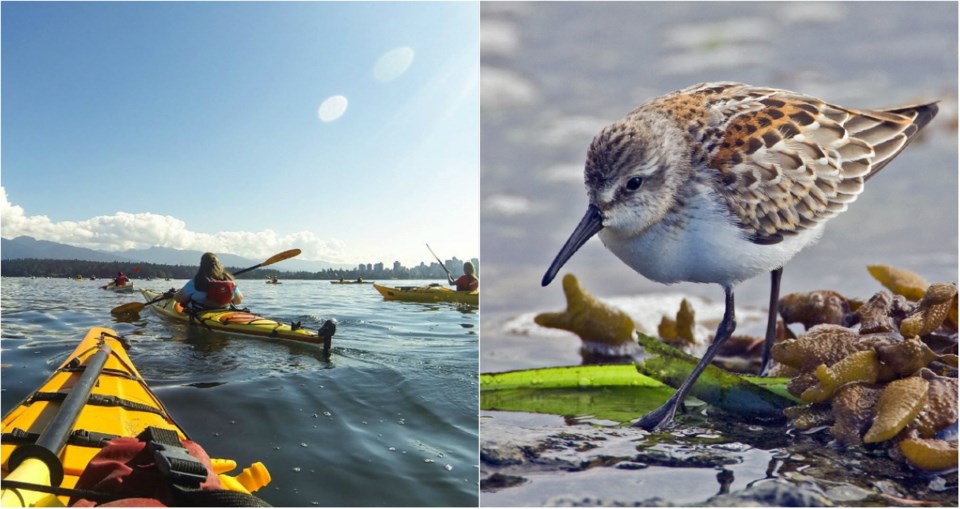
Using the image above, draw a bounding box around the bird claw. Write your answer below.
[632,401,679,431]
[758,360,774,377]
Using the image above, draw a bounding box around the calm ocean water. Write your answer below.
[0,277,478,506]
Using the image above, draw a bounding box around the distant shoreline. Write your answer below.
[0,258,470,281]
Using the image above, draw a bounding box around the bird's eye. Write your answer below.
[625,176,643,192]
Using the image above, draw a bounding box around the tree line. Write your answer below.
[0,258,460,281]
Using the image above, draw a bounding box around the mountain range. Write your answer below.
[0,236,352,272]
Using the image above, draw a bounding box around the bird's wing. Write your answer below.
[693,84,937,244]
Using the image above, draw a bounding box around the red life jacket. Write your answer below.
[68,427,268,507]
[70,427,216,507]
[205,280,236,307]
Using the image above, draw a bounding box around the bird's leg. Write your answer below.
[758,267,782,376]
[633,287,737,430]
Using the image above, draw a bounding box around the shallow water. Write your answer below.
[1,277,478,506]
[480,2,958,506]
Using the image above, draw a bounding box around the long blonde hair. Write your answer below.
[194,252,234,291]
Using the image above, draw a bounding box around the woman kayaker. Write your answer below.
[114,271,129,287]
[175,252,244,309]
[448,261,479,291]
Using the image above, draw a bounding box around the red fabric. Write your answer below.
[205,280,236,306]
[70,436,221,507]
[114,276,129,286]
[452,275,479,291]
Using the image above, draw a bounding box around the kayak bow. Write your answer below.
[373,283,478,305]
[0,327,271,506]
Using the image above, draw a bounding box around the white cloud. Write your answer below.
[318,95,348,122]
[373,46,415,82]
[0,186,349,262]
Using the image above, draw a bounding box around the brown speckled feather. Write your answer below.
[648,82,938,243]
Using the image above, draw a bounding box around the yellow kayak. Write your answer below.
[140,289,333,354]
[1,327,270,506]
[373,283,479,305]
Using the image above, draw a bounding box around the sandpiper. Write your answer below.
[542,82,937,430]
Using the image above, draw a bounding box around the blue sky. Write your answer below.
[1,2,479,266]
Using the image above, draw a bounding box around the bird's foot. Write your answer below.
[758,361,774,377]
[631,400,680,431]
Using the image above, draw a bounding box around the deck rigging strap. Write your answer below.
[27,392,168,417]
[3,428,119,448]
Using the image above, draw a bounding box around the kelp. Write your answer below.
[657,298,697,346]
[773,268,958,471]
[487,274,799,422]
[867,265,929,301]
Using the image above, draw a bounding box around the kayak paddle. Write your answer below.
[110,248,302,316]
[426,243,453,282]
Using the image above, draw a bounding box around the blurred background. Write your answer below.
[480,1,958,372]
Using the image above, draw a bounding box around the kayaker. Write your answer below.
[448,262,479,291]
[175,252,244,309]
[114,271,129,287]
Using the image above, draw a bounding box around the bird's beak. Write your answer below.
[542,204,604,286]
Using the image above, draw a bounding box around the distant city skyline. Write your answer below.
[0,233,476,272]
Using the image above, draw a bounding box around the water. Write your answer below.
[1,277,479,506]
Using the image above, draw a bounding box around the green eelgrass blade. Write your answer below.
[480,335,800,423]
[634,332,799,419]
[482,386,677,424]
[481,364,665,391]
[481,365,674,424]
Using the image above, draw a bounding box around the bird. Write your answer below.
[541,82,938,430]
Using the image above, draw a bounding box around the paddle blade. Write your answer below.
[111,302,146,316]
[262,249,301,267]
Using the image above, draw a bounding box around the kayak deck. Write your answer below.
[140,289,332,353]
[373,283,479,305]
[1,327,186,504]
[102,283,135,292]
